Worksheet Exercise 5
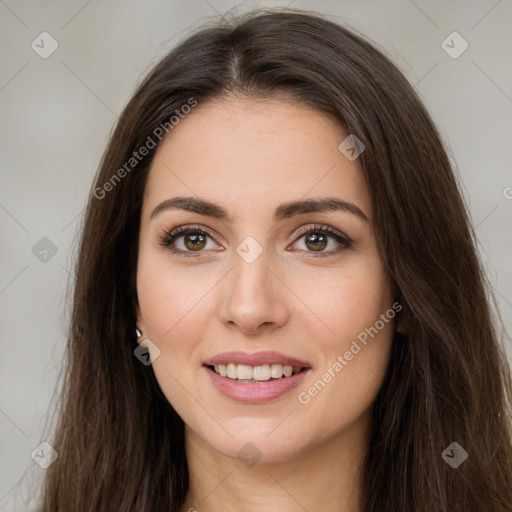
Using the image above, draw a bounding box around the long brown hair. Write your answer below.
[40,8,512,511]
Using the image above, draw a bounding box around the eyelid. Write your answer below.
[287,223,353,259]
[158,222,352,257]
[288,223,350,244]
[158,223,224,248]
[156,226,220,260]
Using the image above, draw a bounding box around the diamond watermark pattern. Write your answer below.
[236,442,263,468]
[31,441,58,469]
[236,236,263,264]
[441,441,468,468]
[134,338,161,365]
[32,237,58,263]
[338,134,365,161]
[31,32,59,59]
[441,32,468,59]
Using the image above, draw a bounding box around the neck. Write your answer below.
[179,408,371,512]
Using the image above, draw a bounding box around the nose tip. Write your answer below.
[218,255,289,335]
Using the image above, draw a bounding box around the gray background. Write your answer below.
[1,0,511,509]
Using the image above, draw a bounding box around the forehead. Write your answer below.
[143,96,372,223]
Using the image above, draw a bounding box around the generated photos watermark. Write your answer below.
[297,301,402,405]
[94,97,198,200]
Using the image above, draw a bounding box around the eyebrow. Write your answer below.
[150,196,369,223]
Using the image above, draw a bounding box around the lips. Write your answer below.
[202,351,312,403]
[203,350,311,369]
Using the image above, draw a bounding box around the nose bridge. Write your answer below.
[233,244,271,296]
[219,240,289,332]
[230,228,274,296]
[231,242,275,306]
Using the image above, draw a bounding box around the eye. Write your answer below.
[158,223,352,259]
[158,225,222,257]
[289,224,352,258]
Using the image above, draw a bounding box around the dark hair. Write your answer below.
[40,7,512,511]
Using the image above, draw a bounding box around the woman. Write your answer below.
[40,8,512,511]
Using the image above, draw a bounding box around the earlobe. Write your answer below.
[394,310,407,336]
[133,301,145,341]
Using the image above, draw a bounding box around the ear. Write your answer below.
[391,287,405,335]
[394,306,406,336]
[133,299,145,343]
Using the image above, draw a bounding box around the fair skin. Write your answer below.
[135,95,396,512]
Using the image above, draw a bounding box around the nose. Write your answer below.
[218,248,290,335]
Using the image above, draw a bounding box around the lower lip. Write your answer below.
[204,365,311,403]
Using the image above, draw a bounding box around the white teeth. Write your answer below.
[211,363,301,381]
[237,364,253,380]
[253,365,271,381]
[226,363,237,379]
[270,364,283,378]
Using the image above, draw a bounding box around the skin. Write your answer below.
[135,95,396,512]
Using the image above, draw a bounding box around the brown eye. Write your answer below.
[304,232,328,251]
[291,225,352,258]
[184,232,207,251]
[158,225,221,256]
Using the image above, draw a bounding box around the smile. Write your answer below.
[202,351,312,403]
[208,363,304,382]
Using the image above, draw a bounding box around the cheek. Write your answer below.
[136,256,211,413]
[311,330,393,441]
[136,249,215,344]
[295,282,394,443]
[290,252,394,411]
[287,253,392,348]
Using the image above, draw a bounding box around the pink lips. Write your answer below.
[202,351,312,403]
[203,350,311,369]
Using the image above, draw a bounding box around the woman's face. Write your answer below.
[135,96,396,462]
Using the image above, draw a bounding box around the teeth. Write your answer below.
[270,364,283,378]
[253,365,270,381]
[211,363,302,381]
[226,363,237,379]
[237,364,253,380]
[214,364,227,377]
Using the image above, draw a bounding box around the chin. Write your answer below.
[191,417,313,464]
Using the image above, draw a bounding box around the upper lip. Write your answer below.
[203,351,311,369]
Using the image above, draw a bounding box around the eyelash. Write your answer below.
[157,223,352,259]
